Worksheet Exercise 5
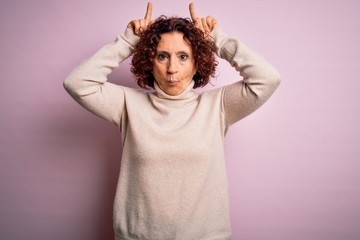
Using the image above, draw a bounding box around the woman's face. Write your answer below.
[152,31,196,96]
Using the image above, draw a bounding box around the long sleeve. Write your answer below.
[210,27,281,125]
[63,28,140,125]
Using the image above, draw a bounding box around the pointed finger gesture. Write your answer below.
[189,2,218,36]
[127,2,153,36]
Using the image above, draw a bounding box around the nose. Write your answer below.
[167,58,178,74]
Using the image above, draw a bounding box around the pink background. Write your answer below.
[1,0,359,239]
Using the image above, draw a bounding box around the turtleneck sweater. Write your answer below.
[64,26,281,240]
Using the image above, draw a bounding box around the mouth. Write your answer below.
[166,79,179,84]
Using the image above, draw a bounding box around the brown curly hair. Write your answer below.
[131,16,217,89]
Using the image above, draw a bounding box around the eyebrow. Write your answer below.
[156,50,191,55]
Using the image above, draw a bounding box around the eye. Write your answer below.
[179,54,189,61]
[157,53,168,61]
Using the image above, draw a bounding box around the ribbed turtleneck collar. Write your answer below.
[154,81,196,100]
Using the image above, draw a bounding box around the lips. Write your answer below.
[166,81,178,86]
[166,76,177,81]
[166,78,178,83]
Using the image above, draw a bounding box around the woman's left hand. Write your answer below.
[189,2,218,37]
[127,2,154,36]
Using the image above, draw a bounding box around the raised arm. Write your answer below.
[189,2,281,125]
[212,27,281,125]
[63,3,153,126]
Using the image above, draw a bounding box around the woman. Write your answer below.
[64,2,281,239]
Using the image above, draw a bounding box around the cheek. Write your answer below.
[152,63,165,81]
[152,63,161,75]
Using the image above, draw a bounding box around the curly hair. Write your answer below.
[131,16,217,89]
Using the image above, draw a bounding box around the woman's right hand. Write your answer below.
[189,2,218,37]
[127,2,153,36]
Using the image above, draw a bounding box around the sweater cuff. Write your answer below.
[120,27,140,48]
[111,28,140,59]
[208,26,228,58]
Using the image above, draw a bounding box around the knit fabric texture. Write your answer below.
[64,26,281,240]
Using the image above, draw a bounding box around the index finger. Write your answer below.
[144,2,152,20]
[189,2,197,21]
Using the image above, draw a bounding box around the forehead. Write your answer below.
[157,31,192,52]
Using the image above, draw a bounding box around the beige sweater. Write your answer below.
[64,26,281,240]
